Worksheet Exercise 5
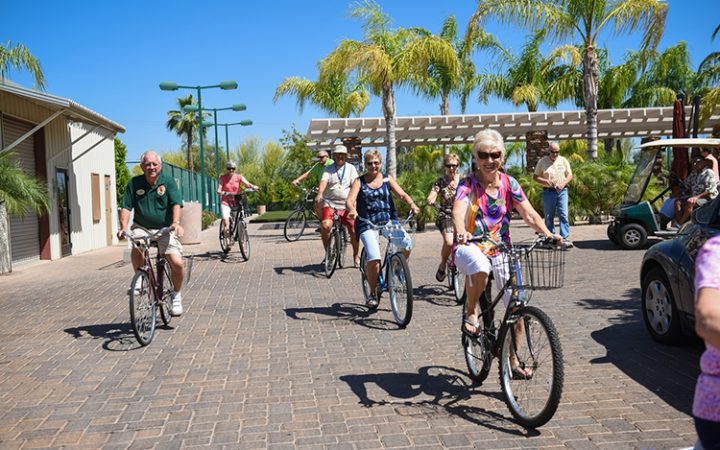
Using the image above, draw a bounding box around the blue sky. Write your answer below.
[2,1,718,163]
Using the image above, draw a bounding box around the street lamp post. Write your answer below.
[219,120,253,159]
[159,81,237,210]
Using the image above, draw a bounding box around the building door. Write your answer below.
[104,175,113,245]
[4,119,40,265]
[55,169,71,257]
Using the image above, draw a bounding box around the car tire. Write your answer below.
[619,223,647,250]
[641,267,683,345]
[607,223,619,245]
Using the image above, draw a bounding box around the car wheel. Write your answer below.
[607,223,618,245]
[619,223,647,250]
[641,268,683,345]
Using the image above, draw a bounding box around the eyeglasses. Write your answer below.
[476,151,502,160]
[366,161,381,166]
[549,151,560,155]
[444,164,458,168]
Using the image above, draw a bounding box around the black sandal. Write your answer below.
[435,266,446,282]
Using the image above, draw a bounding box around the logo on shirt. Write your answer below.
[495,198,506,207]
[136,189,145,196]
[158,185,166,196]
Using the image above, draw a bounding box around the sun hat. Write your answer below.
[333,144,348,155]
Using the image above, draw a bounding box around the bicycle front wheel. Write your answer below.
[388,253,413,327]
[219,219,232,254]
[324,229,339,278]
[284,209,306,242]
[337,226,348,268]
[129,270,156,346]
[499,306,563,428]
[237,220,250,261]
[159,262,173,326]
[453,269,466,305]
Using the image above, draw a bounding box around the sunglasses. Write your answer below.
[444,164,458,168]
[228,168,236,171]
[550,151,560,155]
[476,151,502,160]
[366,161,381,166]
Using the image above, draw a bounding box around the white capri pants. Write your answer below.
[220,204,232,220]
[454,244,511,307]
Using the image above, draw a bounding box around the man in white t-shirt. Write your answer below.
[315,145,360,266]
[533,142,574,247]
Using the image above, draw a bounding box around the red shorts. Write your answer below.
[321,206,355,227]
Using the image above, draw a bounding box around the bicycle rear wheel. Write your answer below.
[446,261,455,290]
[284,209,306,242]
[237,220,250,261]
[499,306,564,428]
[388,253,413,327]
[462,284,494,383]
[453,269,466,304]
[359,248,376,307]
[219,219,232,254]
[324,229,339,278]
[129,270,156,346]
[159,262,173,326]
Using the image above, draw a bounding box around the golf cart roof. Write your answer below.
[639,138,720,149]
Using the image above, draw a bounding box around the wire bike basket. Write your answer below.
[513,241,565,291]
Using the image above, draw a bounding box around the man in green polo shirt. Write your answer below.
[118,151,186,316]
[292,149,334,223]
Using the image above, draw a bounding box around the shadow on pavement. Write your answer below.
[578,291,703,416]
[63,322,151,352]
[415,283,459,307]
[284,302,405,330]
[340,365,539,436]
[274,263,327,278]
[192,250,248,264]
[574,238,661,251]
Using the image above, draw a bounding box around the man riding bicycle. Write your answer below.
[315,145,360,266]
[217,160,259,238]
[117,151,186,316]
[293,149,333,223]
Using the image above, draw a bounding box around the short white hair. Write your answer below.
[140,151,162,165]
[472,129,505,158]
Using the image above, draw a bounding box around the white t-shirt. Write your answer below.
[321,162,359,210]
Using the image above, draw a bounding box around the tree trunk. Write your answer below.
[383,82,398,178]
[583,45,599,161]
[441,93,450,157]
[0,202,11,274]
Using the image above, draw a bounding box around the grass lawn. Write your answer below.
[250,210,292,223]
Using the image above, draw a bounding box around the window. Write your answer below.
[91,173,101,223]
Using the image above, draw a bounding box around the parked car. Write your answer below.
[640,195,720,344]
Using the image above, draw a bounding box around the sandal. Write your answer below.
[462,317,481,336]
[511,365,534,380]
[435,266,446,282]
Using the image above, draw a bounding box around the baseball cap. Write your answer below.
[333,144,348,155]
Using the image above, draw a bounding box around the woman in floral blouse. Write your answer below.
[426,153,461,282]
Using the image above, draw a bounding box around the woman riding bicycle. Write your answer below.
[453,129,560,376]
[217,161,258,238]
[346,149,420,308]
[426,153,461,283]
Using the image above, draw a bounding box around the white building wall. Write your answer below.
[68,121,117,254]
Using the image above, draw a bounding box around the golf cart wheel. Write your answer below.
[618,223,647,250]
[606,224,618,245]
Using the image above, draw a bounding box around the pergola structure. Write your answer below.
[306,105,720,149]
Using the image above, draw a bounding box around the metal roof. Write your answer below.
[306,105,720,148]
[0,80,125,133]
[639,138,720,149]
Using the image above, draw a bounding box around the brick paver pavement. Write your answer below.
[0,220,702,449]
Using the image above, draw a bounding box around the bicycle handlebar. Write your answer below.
[463,233,560,252]
[356,211,415,230]
[122,226,173,247]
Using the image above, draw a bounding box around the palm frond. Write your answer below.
[0,41,46,90]
[600,0,667,52]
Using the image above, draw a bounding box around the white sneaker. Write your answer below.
[171,292,183,316]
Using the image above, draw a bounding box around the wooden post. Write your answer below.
[341,137,362,166]
[525,130,548,174]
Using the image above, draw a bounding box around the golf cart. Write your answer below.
[607,138,720,250]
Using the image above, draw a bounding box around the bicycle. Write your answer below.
[123,226,176,346]
[219,190,255,261]
[322,200,349,278]
[459,234,565,428]
[447,251,466,304]
[284,186,320,242]
[357,213,414,327]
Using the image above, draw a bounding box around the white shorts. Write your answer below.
[131,226,183,257]
[220,204,232,220]
[454,244,511,306]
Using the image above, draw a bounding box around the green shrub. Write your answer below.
[201,210,216,230]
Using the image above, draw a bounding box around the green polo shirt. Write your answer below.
[121,172,183,229]
[309,158,334,178]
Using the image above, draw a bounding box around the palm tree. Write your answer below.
[469,0,667,160]
[0,41,46,90]
[625,42,696,108]
[320,0,460,177]
[699,24,720,124]
[274,70,370,118]
[0,151,50,272]
[165,94,207,173]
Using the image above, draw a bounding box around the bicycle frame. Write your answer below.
[125,227,172,303]
[359,214,414,291]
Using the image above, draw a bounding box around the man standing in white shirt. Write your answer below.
[315,145,360,266]
[533,142,574,247]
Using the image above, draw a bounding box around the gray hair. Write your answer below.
[472,129,505,158]
[140,151,162,165]
[363,149,382,164]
